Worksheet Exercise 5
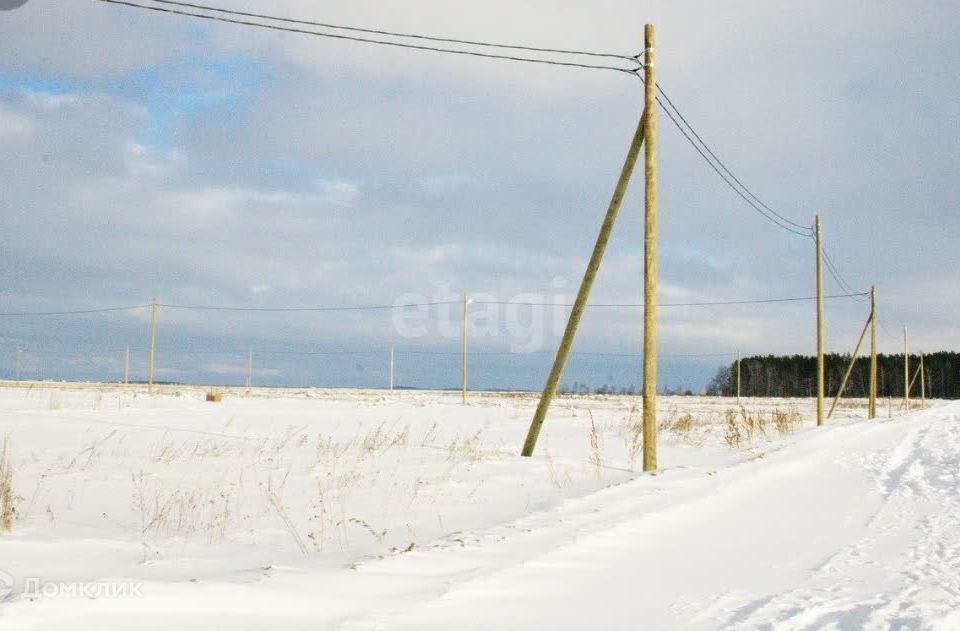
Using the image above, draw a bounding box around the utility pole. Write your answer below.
[520,25,653,458]
[815,214,824,426]
[124,345,130,385]
[903,326,909,410]
[920,352,926,409]
[869,286,877,419]
[641,23,658,472]
[389,346,395,392]
[737,351,740,405]
[148,299,158,395]
[828,313,871,419]
[461,293,469,404]
[15,349,21,381]
[246,346,253,389]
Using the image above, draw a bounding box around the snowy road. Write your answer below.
[1,394,958,629]
[367,406,960,630]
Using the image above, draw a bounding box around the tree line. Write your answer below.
[706,352,960,399]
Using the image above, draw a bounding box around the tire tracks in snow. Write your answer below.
[714,407,960,630]
[338,413,935,629]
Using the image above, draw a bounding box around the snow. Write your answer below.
[0,384,957,629]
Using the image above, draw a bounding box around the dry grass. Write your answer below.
[1,436,14,533]
[724,407,802,448]
[587,411,604,479]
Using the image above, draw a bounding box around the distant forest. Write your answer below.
[707,352,960,400]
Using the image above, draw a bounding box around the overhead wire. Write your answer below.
[0,304,151,317]
[644,79,811,237]
[87,1,876,355]
[822,245,866,299]
[96,0,641,76]
[0,292,868,318]
[157,300,460,313]
[653,84,810,233]
[146,0,641,63]
[649,79,871,301]
[473,292,867,308]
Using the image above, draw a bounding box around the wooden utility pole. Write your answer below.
[641,23,658,472]
[903,326,909,410]
[389,346,395,392]
[246,347,253,389]
[868,286,877,419]
[148,299,158,395]
[828,313,871,419]
[461,293,468,404]
[520,27,652,458]
[124,345,130,385]
[920,352,926,409]
[737,351,740,405]
[814,214,824,426]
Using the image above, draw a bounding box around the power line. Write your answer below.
[638,76,811,237]
[654,84,810,233]
[8,345,739,360]
[473,292,867,308]
[147,0,640,63]
[821,245,865,298]
[0,305,151,317]
[158,300,459,312]
[0,292,868,318]
[97,0,640,76]
[654,78,871,303]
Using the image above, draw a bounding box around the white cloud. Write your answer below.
[0,1,957,388]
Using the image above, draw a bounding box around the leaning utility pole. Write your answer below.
[814,214,824,426]
[828,312,871,419]
[148,299,158,395]
[868,286,877,419]
[641,23,658,472]
[520,26,653,459]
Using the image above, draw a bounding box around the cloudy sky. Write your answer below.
[0,1,957,391]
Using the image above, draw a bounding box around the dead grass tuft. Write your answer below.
[1,436,14,533]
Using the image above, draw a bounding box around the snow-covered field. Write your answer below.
[0,384,956,629]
